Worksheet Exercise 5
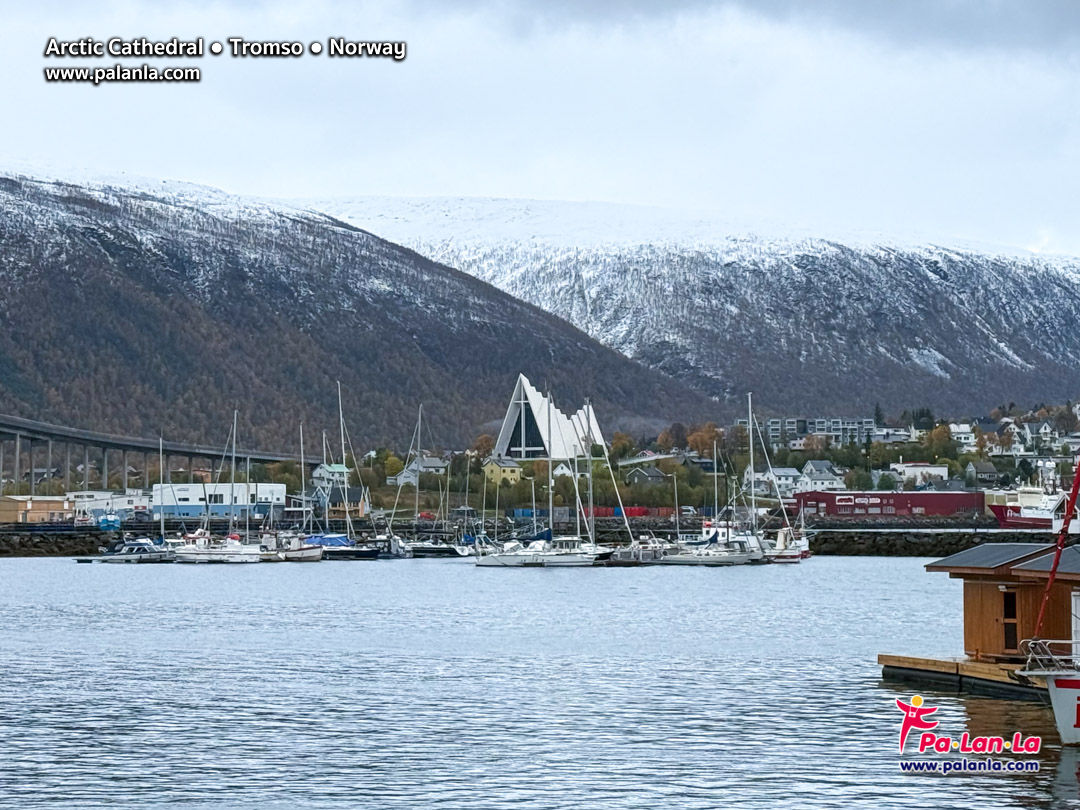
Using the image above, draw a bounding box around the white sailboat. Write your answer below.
[175,412,262,564]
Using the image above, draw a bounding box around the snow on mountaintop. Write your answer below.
[301,194,1080,416]
[299,194,1057,260]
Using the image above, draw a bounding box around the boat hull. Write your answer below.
[322,546,380,560]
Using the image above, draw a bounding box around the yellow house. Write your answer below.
[484,457,521,485]
[0,496,74,523]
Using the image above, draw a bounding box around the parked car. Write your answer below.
[680,506,697,516]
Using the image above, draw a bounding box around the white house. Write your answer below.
[311,463,350,490]
[770,467,802,498]
[948,423,977,453]
[387,456,449,487]
[889,462,949,484]
[794,470,846,494]
[741,466,802,498]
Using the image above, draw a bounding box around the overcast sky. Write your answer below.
[3,0,1080,252]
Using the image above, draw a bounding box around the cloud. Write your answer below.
[3,0,1080,254]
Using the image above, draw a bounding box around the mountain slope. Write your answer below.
[306,196,1080,416]
[0,174,714,449]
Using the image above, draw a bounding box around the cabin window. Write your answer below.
[1003,591,1017,620]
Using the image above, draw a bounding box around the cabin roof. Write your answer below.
[1012,546,1080,577]
[925,543,1054,573]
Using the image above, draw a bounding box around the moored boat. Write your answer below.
[99,536,175,563]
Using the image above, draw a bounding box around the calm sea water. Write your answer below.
[0,556,1074,809]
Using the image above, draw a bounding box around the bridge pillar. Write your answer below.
[122,450,128,490]
[187,456,193,483]
[83,445,89,490]
[28,439,35,496]
[13,433,20,496]
[47,439,53,494]
[100,447,108,489]
[65,443,70,491]
[0,439,5,495]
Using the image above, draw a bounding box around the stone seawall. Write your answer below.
[810,531,1057,557]
[0,533,103,557]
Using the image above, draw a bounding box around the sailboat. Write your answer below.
[175,412,261,564]
[304,386,380,560]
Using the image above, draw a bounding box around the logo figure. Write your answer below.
[896,694,938,752]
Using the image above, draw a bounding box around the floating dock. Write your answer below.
[879,654,1046,700]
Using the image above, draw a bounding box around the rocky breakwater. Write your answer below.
[0,531,104,557]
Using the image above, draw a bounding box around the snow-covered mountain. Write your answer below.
[304,196,1080,416]
[0,172,714,447]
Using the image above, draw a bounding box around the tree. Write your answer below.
[656,429,674,453]
[874,402,885,426]
[385,455,404,477]
[610,432,636,460]
[876,473,897,491]
[471,434,495,460]
[668,423,688,450]
[803,435,827,455]
[845,469,873,490]
[1000,430,1014,453]
[687,423,722,457]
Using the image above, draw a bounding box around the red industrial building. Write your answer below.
[794,490,984,517]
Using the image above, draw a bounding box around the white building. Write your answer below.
[68,489,152,519]
[794,470,847,494]
[152,482,286,519]
[888,462,949,484]
[387,456,449,487]
[948,423,977,453]
[311,463,350,490]
[493,373,605,461]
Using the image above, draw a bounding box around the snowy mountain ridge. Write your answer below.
[304,195,1080,416]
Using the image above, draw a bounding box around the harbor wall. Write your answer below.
[809,531,1056,557]
[0,532,101,557]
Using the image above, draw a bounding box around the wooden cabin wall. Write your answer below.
[963,581,1006,657]
[963,580,1073,659]
[1018,581,1071,642]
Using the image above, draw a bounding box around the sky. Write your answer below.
[3,0,1080,253]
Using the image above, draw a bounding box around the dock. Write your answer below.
[879,653,1046,700]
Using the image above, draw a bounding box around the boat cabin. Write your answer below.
[926,543,1072,661]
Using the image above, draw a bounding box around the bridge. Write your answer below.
[0,413,323,494]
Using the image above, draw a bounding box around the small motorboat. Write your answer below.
[476,536,611,568]
[99,537,175,563]
[261,531,325,562]
[305,533,379,560]
[407,539,471,558]
[174,531,262,564]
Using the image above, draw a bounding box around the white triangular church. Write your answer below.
[494,374,605,461]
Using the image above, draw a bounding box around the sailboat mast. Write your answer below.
[713,439,719,520]
[245,456,251,539]
[587,399,595,543]
[158,436,165,541]
[574,449,580,538]
[300,422,307,534]
[337,381,352,539]
[229,409,237,535]
[415,403,422,524]
[547,389,554,536]
[748,392,756,532]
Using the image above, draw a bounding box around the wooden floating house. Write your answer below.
[880,542,1080,698]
